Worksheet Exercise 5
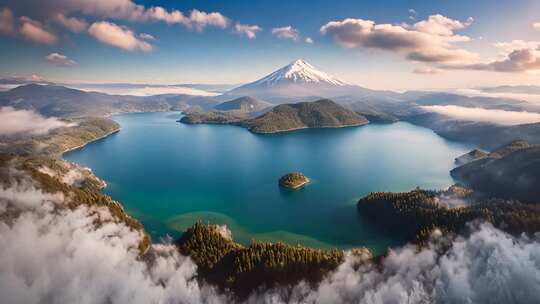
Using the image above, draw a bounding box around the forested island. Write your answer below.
[180,99,369,134]
[279,172,309,189]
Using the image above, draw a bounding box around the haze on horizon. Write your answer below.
[2,0,540,91]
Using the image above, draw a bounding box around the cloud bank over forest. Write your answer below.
[1,165,540,304]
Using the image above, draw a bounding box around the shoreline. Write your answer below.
[60,127,121,157]
[286,178,310,189]
[250,121,369,134]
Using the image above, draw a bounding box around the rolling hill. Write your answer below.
[245,99,368,133]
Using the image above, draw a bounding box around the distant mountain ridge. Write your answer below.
[0,84,220,117]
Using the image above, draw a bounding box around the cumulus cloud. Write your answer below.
[19,16,57,44]
[449,48,540,72]
[0,107,75,136]
[272,26,300,41]
[305,37,314,44]
[147,7,230,31]
[441,40,540,73]
[180,9,229,31]
[234,23,262,39]
[0,7,15,35]
[320,14,477,64]
[88,21,153,52]
[420,105,540,125]
[8,0,229,32]
[53,13,88,32]
[414,14,473,36]
[45,52,76,67]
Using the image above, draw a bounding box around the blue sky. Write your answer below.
[1,0,540,90]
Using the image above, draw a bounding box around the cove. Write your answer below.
[64,112,473,254]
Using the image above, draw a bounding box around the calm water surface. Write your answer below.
[64,112,473,253]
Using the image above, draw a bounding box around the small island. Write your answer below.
[279,172,309,189]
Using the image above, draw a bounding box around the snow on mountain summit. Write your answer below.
[226,59,369,101]
[247,59,349,87]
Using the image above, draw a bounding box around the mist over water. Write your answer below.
[64,112,473,253]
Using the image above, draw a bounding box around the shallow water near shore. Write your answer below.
[64,111,473,254]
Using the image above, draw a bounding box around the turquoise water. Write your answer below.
[64,112,472,253]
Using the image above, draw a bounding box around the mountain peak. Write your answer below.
[226,59,366,100]
[246,59,349,88]
[289,58,309,66]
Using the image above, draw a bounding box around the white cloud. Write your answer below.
[414,14,473,36]
[5,1,230,33]
[148,8,229,31]
[19,16,57,44]
[494,40,540,53]
[441,40,540,73]
[0,175,225,304]
[266,223,540,303]
[320,15,477,64]
[234,23,262,39]
[0,107,75,136]
[45,52,76,67]
[55,0,229,31]
[272,26,300,41]
[447,50,540,73]
[453,88,540,105]
[88,21,153,52]
[420,105,540,125]
[533,22,540,31]
[182,9,229,31]
[305,37,314,44]
[139,33,155,41]
[0,7,15,35]
[54,13,88,32]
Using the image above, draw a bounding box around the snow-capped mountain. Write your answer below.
[226,59,366,101]
[247,59,349,87]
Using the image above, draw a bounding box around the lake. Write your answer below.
[64,112,473,253]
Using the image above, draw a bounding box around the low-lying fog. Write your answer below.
[421,105,540,125]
